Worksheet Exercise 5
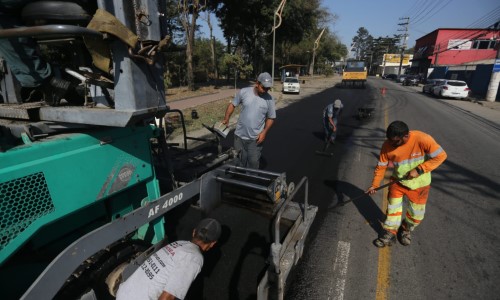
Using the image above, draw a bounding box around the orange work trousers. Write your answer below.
[383,183,431,234]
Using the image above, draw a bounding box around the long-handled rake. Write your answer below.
[315,130,334,157]
[315,141,334,157]
[335,178,403,207]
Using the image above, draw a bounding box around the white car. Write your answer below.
[282,77,300,94]
[431,80,470,99]
[422,79,445,94]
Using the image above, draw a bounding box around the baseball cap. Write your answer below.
[195,218,221,243]
[334,99,342,108]
[257,72,273,88]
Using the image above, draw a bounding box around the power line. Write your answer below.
[414,6,500,51]
[408,0,436,24]
[411,0,453,27]
[432,15,500,52]
[430,21,499,56]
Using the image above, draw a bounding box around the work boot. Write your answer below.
[398,222,412,246]
[373,231,396,248]
[42,77,71,106]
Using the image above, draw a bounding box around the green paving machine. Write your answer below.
[0,1,317,299]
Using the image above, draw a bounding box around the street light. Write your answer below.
[309,28,326,77]
[270,0,287,88]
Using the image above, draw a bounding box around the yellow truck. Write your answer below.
[342,61,367,87]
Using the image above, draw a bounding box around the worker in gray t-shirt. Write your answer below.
[323,99,343,144]
[222,72,276,169]
[116,219,221,300]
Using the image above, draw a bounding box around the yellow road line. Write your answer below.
[376,186,391,300]
[376,98,391,300]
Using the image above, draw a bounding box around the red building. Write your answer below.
[411,28,498,76]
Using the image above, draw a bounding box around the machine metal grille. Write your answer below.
[0,172,54,250]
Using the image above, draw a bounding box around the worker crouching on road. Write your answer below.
[116,218,222,300]
[323,99,343,144]
[222,72,276,169]
[366,121,447,247]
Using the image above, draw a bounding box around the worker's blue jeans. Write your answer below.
[0,1,52,87]
[323,117,338,143]
[234,135,263,169]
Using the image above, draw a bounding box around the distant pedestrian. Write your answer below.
[222,72,276,169]
[366,121,447,247]
[116,218,222,300]
[323,99,343,144]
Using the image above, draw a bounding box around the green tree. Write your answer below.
[369,35,400,67]
[220,53,253,88]
[351,27,373,60]
[193,37,225,82]
[214,0,342,77]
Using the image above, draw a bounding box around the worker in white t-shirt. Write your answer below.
[116,218,222,300]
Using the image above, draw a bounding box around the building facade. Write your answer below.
[375,54,413,76]
[410,28,500,99]
[411,28,498,76]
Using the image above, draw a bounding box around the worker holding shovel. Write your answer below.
[323,99,343,145]
[316,99,343,157]
[366,121,447,247]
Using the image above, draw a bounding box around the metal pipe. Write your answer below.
[0,25,102,39]
[64,68,87,82]
[166,109,187,151]
[230,165,282,177]
[215,176,269,193]
[225,170,274,183]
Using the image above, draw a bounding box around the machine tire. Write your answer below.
[54,240,149,300]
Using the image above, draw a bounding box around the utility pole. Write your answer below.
[373,37,395,76]
[434,44,440,66]
[485,22,500,102]
[397,17,410,76]
[367,51,373,75]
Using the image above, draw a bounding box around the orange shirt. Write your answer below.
[371,130,447,190]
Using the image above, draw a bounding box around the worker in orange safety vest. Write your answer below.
[366,120,447,247]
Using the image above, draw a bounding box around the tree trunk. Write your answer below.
[206,13,218,81]
[186,11,198,91]
[179,0,203,91]
[225,36,232,83]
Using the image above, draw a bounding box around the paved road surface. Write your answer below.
[167,76,500,145]
[168,77,500,300]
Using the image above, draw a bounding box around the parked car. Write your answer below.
[422,79,444,94]
[282,77,300,94]
[397,74,407,83]
[402,75,419,86]
[431,80,471,99]
[382,74,397,80]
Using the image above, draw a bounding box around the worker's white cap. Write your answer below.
[334,99,342,108]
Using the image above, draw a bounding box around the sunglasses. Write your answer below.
[259,82,271,91]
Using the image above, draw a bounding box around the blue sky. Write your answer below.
[328,0,499,48]
[199,0,499,49]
